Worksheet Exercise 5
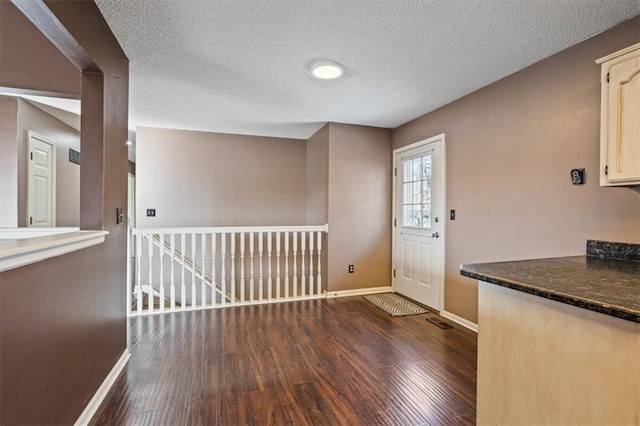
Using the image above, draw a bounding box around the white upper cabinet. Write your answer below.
[596,43,640,186]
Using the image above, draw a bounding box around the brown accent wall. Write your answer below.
[136,126,307,227]
[0,95,18,227]
[0,1,80,96]
[306,124,329,225]
[17,98,80,227]
[0,1,128,424]
[326,123,393,292]
[392,17,640,324]
[305,124,329,290]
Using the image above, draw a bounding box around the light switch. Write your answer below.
[116,207,124,225]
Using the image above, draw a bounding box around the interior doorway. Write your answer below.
[27,130,56,227]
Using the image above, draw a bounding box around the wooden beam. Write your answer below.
[11,0,99,72]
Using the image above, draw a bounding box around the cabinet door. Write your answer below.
[606,54,640,184]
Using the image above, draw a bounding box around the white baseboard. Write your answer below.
[441,310,478,333]
[325,286,393,298]
[75,349,131,426]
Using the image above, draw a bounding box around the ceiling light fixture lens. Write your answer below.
[310,60,345,80]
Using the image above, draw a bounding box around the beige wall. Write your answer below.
[392,17,640,324]
[306,124,329,225]
[327,123,392,292]
[16,98,80,227]
[0,96,18,228]
[136,126,307,227]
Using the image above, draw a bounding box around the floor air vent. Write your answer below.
[426,317,453,329]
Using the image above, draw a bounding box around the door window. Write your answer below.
[402,154,432,228]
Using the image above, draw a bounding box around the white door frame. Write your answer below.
[391,133,446,311]
[126,172,135,315]
[27,130,57,227]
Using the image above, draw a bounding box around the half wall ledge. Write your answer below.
[0,230,109,272]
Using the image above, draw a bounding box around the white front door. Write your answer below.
[27,131,56,227]
[393,135,445,311]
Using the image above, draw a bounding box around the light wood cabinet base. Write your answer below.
[477,281,640,425]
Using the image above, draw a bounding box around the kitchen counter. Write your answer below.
[463,240,640,425]
[460,255,640,323]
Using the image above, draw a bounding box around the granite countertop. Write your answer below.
[460,249,640,323]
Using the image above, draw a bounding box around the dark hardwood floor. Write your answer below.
[90,297,477,425]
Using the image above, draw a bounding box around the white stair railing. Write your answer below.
[129,225,328,316]
[143,233,236,304]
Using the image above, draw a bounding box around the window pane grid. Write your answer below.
[401,154,432,228]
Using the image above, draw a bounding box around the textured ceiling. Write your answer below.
[95,0,640,140]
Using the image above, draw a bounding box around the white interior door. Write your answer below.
[393,135,445,311]
[27,131,56,228]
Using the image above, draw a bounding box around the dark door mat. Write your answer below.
[426,317,453,329]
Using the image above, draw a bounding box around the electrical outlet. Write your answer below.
[146,208,156,217]
[348,265,354,273]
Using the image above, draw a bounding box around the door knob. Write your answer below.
[431,232,440,238]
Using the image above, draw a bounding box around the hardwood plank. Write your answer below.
[122,410,158,426]
[90,297,477,425]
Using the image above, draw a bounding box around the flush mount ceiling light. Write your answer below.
[308,60,345,80]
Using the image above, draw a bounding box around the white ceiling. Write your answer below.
[23,97,81,132]
[0,90,81,131]
[95,0,640,140]
[19,94,81,116]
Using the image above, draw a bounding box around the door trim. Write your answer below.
[127,172,136,316]
[391,133,446,312]
[27,130,57,227]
